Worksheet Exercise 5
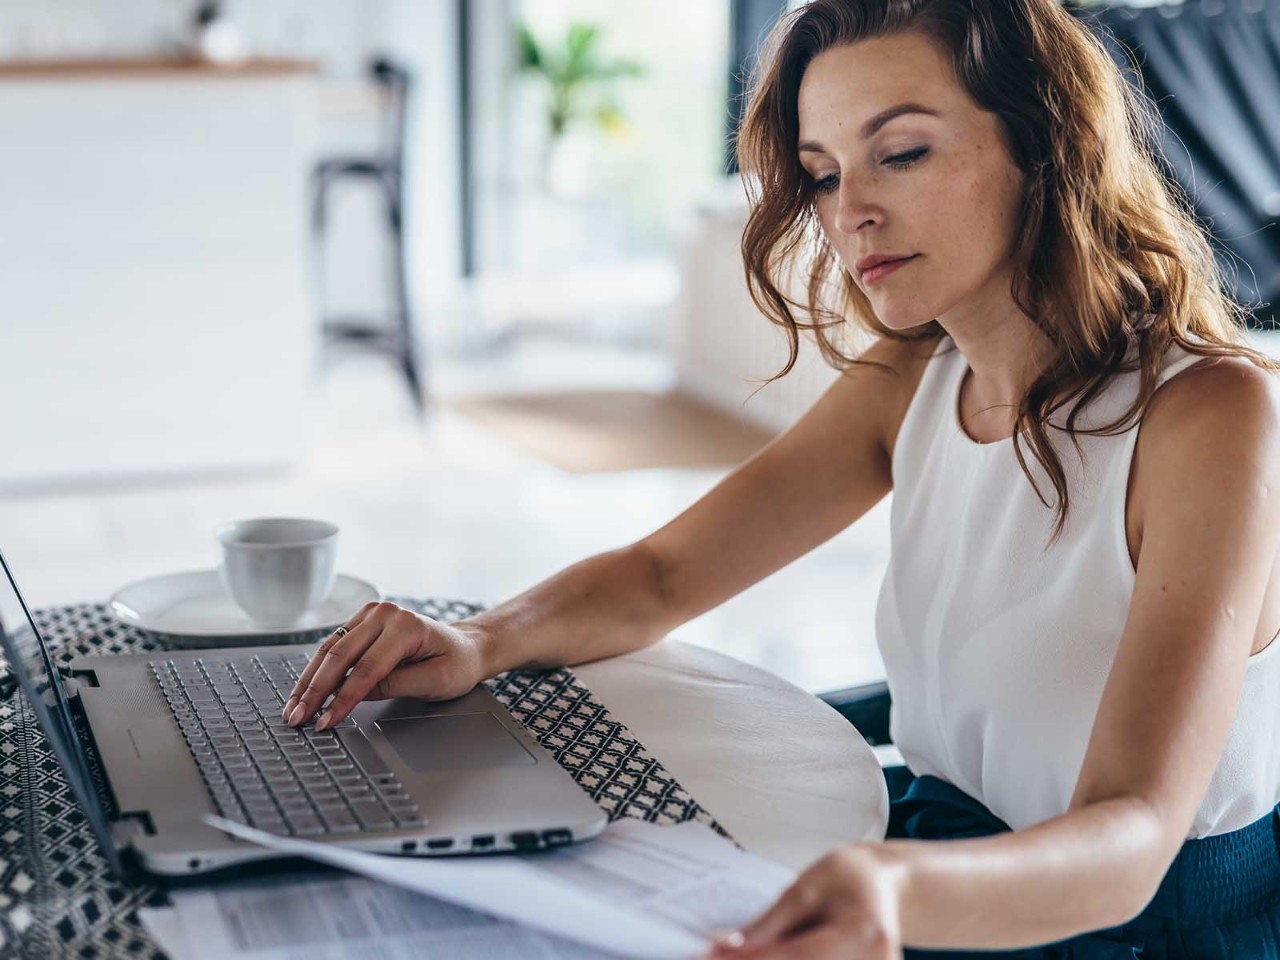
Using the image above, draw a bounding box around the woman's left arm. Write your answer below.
[715,358,1280,959]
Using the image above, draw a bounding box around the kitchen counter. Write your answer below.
[0,59,321,487]
[0,56,318,78]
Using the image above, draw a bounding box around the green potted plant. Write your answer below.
[517,21,644,193]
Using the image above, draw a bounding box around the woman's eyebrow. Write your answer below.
[798,101,941,153]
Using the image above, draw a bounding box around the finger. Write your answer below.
[313,613,430,729]
[736,923,860,960]
[704,930,745,957]
[739,877,828,948]
[284,601,378,717]
[290,619,383,726]
[284,622,354,722]
[287,611,386,726]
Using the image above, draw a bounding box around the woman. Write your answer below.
[283,1,1280,956]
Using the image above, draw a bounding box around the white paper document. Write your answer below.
[144,874,621,960]
[139,818,795,960]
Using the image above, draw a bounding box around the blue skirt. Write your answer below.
[882,765,1280,959]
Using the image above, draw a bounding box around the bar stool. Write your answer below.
[312,56,424,413]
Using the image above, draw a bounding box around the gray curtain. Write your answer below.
[1075,0,1280,328]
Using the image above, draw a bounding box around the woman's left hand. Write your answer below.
[707,844,907,959]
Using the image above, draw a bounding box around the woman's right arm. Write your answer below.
[284,335,929,730]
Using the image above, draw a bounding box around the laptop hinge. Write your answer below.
[65,664,99,687]
[113,810,156,841]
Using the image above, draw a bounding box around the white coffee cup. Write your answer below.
[217,517,339,627]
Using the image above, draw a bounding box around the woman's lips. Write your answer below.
[860,254,919,284]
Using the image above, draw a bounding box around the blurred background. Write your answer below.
[0,0,1277,697]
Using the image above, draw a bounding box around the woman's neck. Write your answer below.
[938,294,1055,435]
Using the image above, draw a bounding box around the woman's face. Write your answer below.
[796,31,1027,331]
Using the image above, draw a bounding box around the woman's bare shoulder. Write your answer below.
[1132,354,1280,527]
[1141,353,1277,435]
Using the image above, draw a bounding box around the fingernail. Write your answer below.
[315,710,332,731]
[287,703,305,726]
[712,930,744,951]
[282,697,297,720]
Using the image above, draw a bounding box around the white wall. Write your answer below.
[0,0,469,327]
[0,71,319,486]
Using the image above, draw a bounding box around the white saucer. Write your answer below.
[108,569,382,648]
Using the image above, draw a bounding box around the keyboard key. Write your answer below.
[350,800,393,829]
[308,784,344,803]
[286,814,324,836]
[319,807,360,832]
[334,728,391,776]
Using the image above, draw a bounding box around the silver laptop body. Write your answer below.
[0,548,606,878]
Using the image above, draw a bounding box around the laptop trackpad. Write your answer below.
[374,713,536,770]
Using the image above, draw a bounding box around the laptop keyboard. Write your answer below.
[150,652,423,837]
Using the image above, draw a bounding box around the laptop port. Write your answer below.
[509,831,541,851]
[541,829,573,847]
[471,834,495,850]
[426,838,453,850]
[401,841,416,852]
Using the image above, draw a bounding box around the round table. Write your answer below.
[0,600,888,957]
[575,638,889,870]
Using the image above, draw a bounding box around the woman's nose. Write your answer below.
[833,178,880,235]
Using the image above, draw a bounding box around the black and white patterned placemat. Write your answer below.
[0,599,727,959]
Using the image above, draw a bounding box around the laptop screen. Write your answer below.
[0,548,125,876]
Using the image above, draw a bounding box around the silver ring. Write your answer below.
[333,625,349,639]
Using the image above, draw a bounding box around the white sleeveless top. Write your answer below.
[875,334,1280,838]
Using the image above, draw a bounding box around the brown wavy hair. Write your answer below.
[736,0,1278,546]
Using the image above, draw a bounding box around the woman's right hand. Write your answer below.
[281,601,493,732]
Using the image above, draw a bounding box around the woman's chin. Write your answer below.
[873,309,939,333]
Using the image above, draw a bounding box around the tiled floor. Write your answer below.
[0,333,891,696]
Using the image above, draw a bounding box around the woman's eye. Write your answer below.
[884,146,929,169]
[813,173,839,195]
[808,148,928,195]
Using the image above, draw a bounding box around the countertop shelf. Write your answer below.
[0,56,320,79]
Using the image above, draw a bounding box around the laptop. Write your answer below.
[0,547,606,879]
